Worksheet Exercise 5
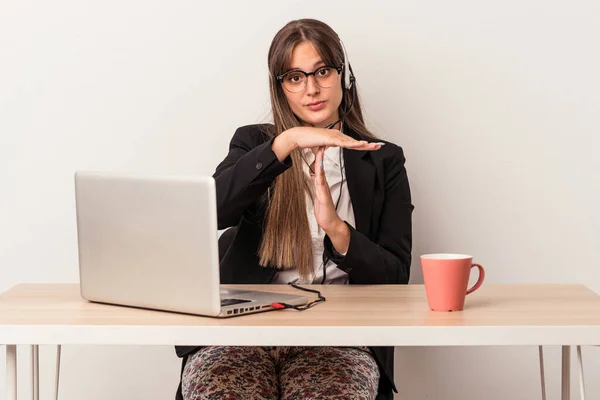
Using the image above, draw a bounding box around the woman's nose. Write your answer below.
[305,75,320,95]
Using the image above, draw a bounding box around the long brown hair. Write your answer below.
[259,18,376,279]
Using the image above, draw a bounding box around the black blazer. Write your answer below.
[175,124,414,400]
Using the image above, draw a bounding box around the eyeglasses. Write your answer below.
[276,65,344,93]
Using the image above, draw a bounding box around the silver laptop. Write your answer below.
[74,172,308,317]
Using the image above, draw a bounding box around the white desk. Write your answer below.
[1,283,600,399]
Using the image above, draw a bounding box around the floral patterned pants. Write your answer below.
[182,346,380,400]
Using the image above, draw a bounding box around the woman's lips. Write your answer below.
[307,101,326,111]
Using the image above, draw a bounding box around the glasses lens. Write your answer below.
[314,67,337,88]
[282,72,306,93]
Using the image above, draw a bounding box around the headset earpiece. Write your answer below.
[325,37,356,130]
[339,38,354,90]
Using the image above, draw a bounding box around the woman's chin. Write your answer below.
[301,112,334,128]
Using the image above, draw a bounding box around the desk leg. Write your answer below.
[31,345,39,400]
[55,345,62,400]
[576,346,585,400]
[6,345,17,400]
[538,346,547,400]
[562,346,571,400]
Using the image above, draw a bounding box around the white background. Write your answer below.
[1,0,599,399]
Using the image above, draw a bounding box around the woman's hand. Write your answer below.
[311,146,350,254]
[291,126,380,151]
[272,126,381,162]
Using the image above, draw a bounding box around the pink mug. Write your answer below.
[421,254,485,311]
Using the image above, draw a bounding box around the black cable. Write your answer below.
[320,145,344,284]
[325,78,356,130]
[270,283,326,311]
[296,79,355,286]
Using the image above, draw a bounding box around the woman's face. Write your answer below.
[282,41,343,128]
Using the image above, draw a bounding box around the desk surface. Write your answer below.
[1,284,600,346]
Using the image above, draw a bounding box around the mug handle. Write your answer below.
[466,264,485,295]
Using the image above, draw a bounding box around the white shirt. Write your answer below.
[272,145,356,284]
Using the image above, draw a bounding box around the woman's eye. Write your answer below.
[318,68,330,76]
[287,74,302,83]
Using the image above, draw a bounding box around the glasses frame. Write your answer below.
[276,64,344,92]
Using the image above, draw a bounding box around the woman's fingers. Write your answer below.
[331,137,364,148]
[355,142,383,151]
[316,147,330,191]
[330,133,384,150]
[303,129,384,151]
[333,139,383,151]
[315,147,325,184]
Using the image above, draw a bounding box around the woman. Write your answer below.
[176,18,413,400]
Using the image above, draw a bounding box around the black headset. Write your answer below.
[325,38,356,130]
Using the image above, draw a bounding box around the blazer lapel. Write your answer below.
[343,147,375,237]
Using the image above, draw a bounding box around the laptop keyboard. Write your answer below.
[221,298,251,307]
